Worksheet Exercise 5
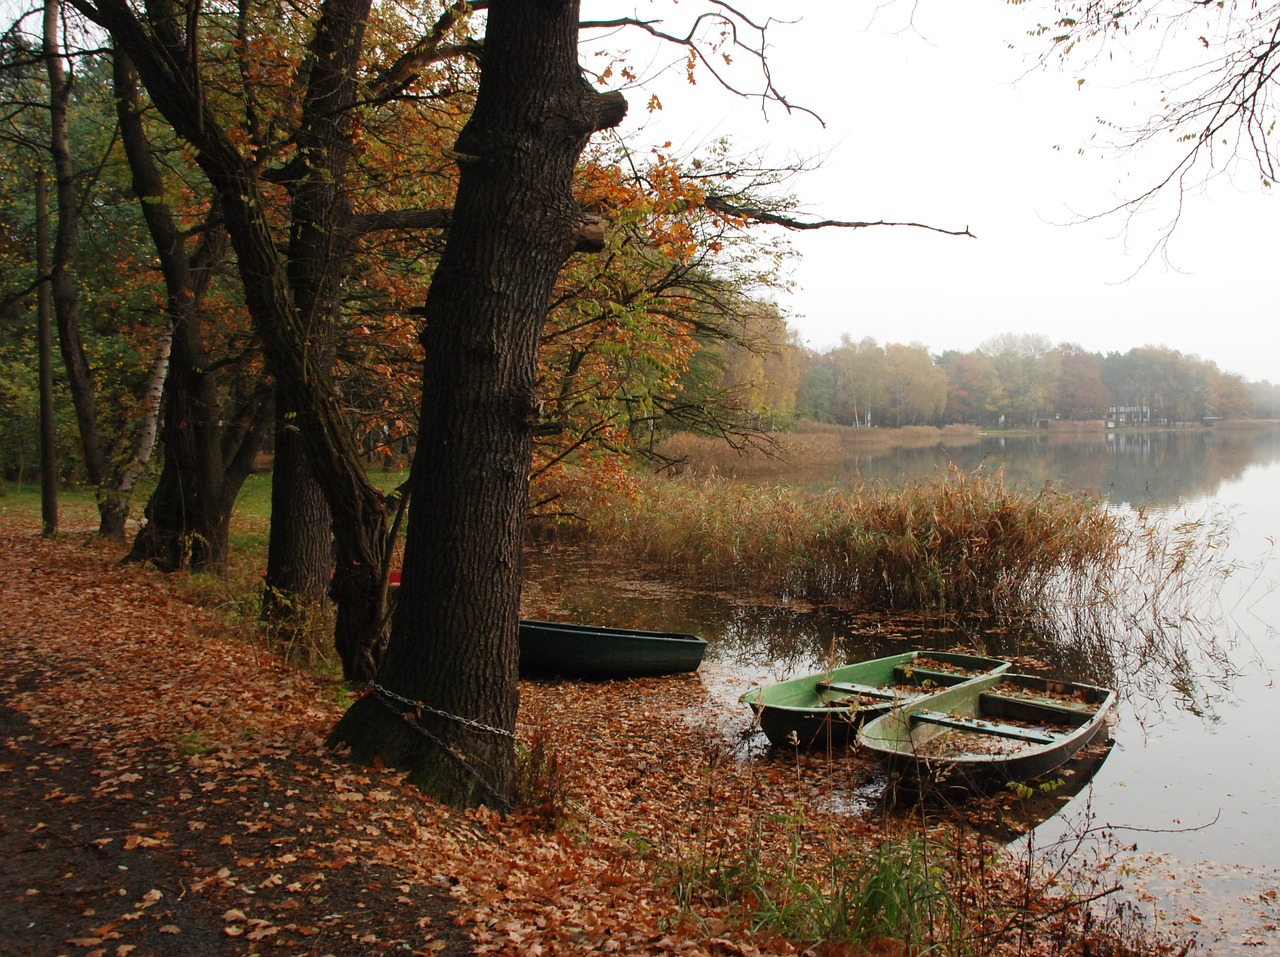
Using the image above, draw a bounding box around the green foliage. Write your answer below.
[177,730,215,756]
[671,820,967,953]
[0,353,43,481]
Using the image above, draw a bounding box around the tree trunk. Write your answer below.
[113,49,270,572]
[329,0,627,808]
[278,0,393,680]
[36,163,58,538]
[45,0,112,533]
[261,393,333,627]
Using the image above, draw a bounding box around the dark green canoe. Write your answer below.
[389,574,706,680]
[857,672,1116,794]
[518,619,708,680]
[741,650,1010,748]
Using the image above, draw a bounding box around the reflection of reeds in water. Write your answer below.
[1040,504,1248,724]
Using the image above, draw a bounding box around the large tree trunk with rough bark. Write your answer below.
[261,394,333,626]
[329,0,626,809]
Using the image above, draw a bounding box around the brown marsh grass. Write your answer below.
[570,465,1123,617]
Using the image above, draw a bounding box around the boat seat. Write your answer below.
[892,665,969,687]
[815,681,898,699]
[910,710,1057,744]
[980,692,1096,719]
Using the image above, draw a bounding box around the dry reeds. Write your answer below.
[573,466,1125,618]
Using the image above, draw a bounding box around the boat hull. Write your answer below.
[857,673,1116,795]
[389,574,707,680]
[517,619,708,680]
[740,651,1011,749]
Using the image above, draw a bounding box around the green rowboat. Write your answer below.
[388,573,707,680]
[741,650,1010,748]
[517,619,708,680]
[857,672,1116,794]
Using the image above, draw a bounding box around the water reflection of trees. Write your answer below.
[840,429,1278,508]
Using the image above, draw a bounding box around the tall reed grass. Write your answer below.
[565,466,1124,617]
[671,826,969,953]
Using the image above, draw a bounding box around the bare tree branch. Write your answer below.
[581,2,822,125]
[705,193,976,237]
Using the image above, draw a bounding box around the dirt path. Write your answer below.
[0,528,469,956]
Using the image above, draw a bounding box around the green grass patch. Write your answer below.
[670,820,970,954]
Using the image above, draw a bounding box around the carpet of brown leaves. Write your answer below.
[1,518,1176,957]
[1,523,880,956]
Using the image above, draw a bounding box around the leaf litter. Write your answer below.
[0,521,1250,955]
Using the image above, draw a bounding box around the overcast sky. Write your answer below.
[591,1,1279,384]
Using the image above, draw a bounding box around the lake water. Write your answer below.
[524,425,1280,951]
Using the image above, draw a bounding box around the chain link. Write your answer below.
[366,684,512,810]
[368,682,517,739]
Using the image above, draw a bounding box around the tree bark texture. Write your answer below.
[329,0,627,809]
[36,164,58,537]
[78,0,395,671]
[262,395,334,621]
[113,50,269,572]
[44,0,118,536]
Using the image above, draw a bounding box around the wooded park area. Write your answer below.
[2,1,1279,951]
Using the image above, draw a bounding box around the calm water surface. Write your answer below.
[524,426,1280,951]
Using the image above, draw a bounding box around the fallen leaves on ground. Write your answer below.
[0,520,1215,957]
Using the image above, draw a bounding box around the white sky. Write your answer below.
[591,1,1280,384]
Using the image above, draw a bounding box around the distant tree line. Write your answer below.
[689,327,1270,431]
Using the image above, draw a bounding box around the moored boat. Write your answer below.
[857,672,1116,794]
[517,619,708,679]
[389,573,707,679]
[740,650,1011,748]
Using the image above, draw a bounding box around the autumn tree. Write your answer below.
[981,332,1060,427]
[1051,343,1109,420]
[112,49,271,572]
[938,349,1000,426]
[1210,370,1253,419]
[532,141,807,486]
[829,335,884,427]
[1245,379,1278,418]
[710,303,805,431]
[328,1,633,808]
[1029,2,1280,252]
[62,0,491,678]
[880,342,947,426]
